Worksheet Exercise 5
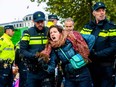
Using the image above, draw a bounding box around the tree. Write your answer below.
[30,0,116,31]
[0,26,4,37]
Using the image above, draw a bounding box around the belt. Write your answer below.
[0,59,12,69]
[0,59,6,65]
[0,58,12,63]
[0,58,4,61]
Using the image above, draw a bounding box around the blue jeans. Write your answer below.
[64,66,92,87]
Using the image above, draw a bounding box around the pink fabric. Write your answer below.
[13,79,19,87]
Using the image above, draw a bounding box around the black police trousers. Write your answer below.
[0,65,13,87]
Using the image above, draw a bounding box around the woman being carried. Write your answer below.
[37,25,93,87]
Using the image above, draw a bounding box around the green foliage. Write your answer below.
[30,0,116,30]
[0,26,4,37]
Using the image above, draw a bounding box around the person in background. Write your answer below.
[0,25,15,87]
[64,17,95,51]
[80,2,116,87]
[64,17,74,31]
[20,11,53,87]
[47,14,59,27]
[38,25,93,87]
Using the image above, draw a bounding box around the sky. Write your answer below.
[0,0,47,24]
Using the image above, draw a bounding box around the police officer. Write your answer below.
[47,14,59,27]
[0,25,15,87]
[81,2,116,87]
[20,11,52,87]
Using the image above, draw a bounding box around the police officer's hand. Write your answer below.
[35,52,39,58]
[38,58,48,70]
[35,52,50,63]
[38,57,44,65]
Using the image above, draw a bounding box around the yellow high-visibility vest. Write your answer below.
[0,33,15,62]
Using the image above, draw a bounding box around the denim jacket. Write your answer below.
[47,39,76,74]
[82,34,95,51]
[47,37,95,74]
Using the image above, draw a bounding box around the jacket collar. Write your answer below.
[93,18,107,27]
[3,33,12,40]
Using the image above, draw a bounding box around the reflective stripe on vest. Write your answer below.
[21,33,48,44]
[99,29,116,37]
[21,33,30,41]
[81,28,116,37]
[80,28,92,34]
[4,48,13,50]
[29,36,47,45]
[109,29,116,36]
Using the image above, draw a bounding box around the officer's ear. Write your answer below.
[32,20,36,24]
[92,11,96,16]
[32,20,34,22]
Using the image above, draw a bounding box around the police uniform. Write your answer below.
[48,15,59,20]
[0,25,15,87]
[15,42,27,87]
[20,11,52,87]
[47,14,59,27]
[81,2,116,87]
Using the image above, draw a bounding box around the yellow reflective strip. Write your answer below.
[80,28,92,34]
[109,32,116,36]
[98,32,109,37]
[22,36,30,41]
[21,33,30,41]
[30,37,41,39]
[24,34,29,36]
[16,45,20,49]
[29,39,47,45]
[43,40,47,44]
[29,40,42,44]
[80,30,91,34]
[109,29,116,36]
[109,29,116,32]
[99,29,116,37]
[30,36,47,39]
[83,28,92,31]
[21,34,30,41]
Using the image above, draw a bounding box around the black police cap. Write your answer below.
[48,15,59,20]
[93,2,106,11]
[33,11,45,22]
[4,25,14,31]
